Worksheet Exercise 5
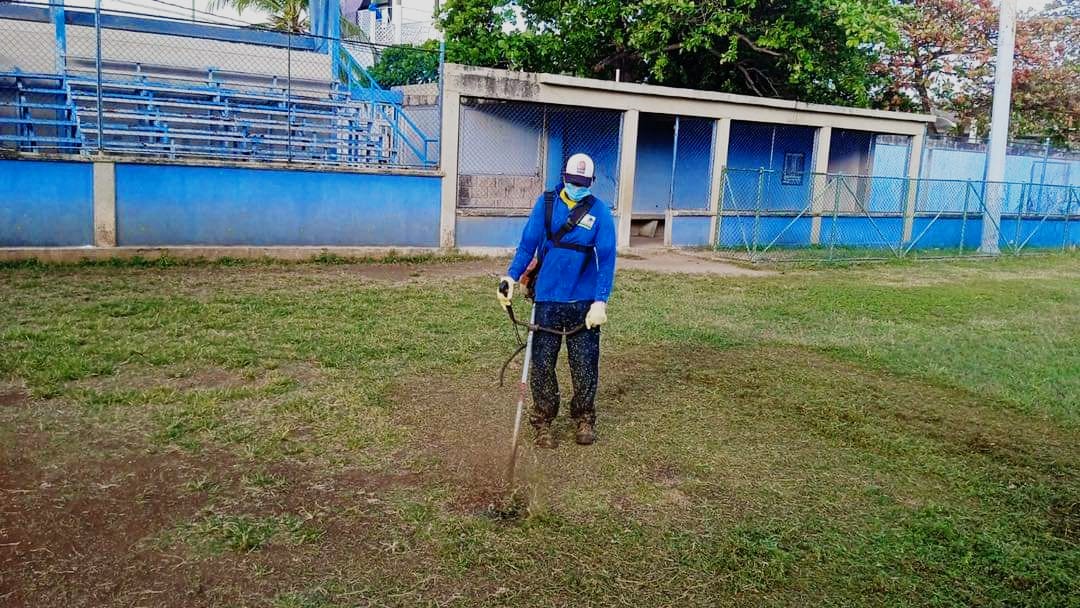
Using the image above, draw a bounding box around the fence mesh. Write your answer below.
[716,169,1080,262]
[0,1,441,168]
[456,97,623,213]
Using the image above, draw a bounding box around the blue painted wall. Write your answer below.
[828,130,873,175]
[871,143,910,179]
[670,216,712,247]
[717,216,813,249]
[725,121,817,212]
[920,146,1079,188]
[672,118,714,211]
[632,116,675,214]
[822,217,905,248]
[456,216,529,248]
[0,160,93,247]
[115,164,440,246]
[455,218,527,248]
[548,108,622,207]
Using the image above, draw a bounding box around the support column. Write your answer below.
[438,91,461,248]
[49,0,66,74]
[616,109,639,249]
[707,117,731,247]
[93,161,116,247]
[902,130,926,244]
[808,126,832,245]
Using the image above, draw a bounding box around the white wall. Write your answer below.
[0,18,332,84]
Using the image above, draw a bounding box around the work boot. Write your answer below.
[575,420,596,446]
[534,423,558,449]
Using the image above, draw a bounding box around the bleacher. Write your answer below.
[0,8,437,167]
[0,72,83,153]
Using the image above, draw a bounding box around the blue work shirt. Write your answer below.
[507,186,617,303]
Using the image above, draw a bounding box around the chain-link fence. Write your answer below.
[0,1,441,168]
[456,97,623,213]
[716,168,1080,262]
[922,135,1080,186]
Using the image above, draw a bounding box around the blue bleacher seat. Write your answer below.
[1,57,434,166]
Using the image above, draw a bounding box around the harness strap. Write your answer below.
[543,190,596,255]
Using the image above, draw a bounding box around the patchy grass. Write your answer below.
[180,512,324,554]
[1,254,1078,607]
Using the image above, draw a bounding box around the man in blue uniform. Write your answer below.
[497,153,617,448]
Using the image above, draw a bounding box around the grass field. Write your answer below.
[1,253,1078,607]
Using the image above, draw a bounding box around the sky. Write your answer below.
[56,0,1057,28]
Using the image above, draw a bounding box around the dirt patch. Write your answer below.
[390,341,1079,526]
[619,250,773,276]
[0,384,29,407]
[0,433,429,607]
[0,440,212,607]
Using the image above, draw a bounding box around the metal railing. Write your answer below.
[0,0,441,168]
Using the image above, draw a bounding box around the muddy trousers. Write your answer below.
[528,301,601,428]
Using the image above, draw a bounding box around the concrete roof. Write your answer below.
[538,72,935,125]
[442,63,933,136]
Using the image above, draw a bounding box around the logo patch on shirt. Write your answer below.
[579,214,597,230]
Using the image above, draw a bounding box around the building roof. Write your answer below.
[443,63,934,136]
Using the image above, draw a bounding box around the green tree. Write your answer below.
[877,0,1078,145]
[368,41,442,87]
[436,0,901,106]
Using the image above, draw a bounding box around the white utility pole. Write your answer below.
[980,0,1017,254]
[393,0,403,44]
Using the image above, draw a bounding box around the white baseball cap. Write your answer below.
[563,153,595,187]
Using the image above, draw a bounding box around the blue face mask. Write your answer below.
[563,183,591,202]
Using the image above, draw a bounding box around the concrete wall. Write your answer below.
[115,163,440,246]
[0,10,330,83]
[0,159,93,246]
[0,158,441,248]
[548,107,621,208]
[669,216,712,247]
[631,115,714,215]
[725,121,817,212]
[672,118,714,211]
[455,215,528,248]
[921,145,1080,188]
[633,115,675,215]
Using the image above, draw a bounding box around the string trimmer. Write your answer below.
[497,290,584,488]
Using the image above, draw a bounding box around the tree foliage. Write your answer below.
[368,41,441,86]
[436,0,901,106]
[877,0,1078,145]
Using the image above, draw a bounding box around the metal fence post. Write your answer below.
[94,0,103,152]
[1011,183,1022,254]
[959,180,971,256]
[287,32,293,163]
[828,174,842,260]
[668,116,680,212]
[714,166,727,250]
[1064,188,1075,251]
[437,39,446,168]
[751,167,764,259]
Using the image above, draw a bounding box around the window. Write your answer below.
[782,152,805,185]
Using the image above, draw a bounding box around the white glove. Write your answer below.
[585,301,607,329]
[497,276,515,309]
